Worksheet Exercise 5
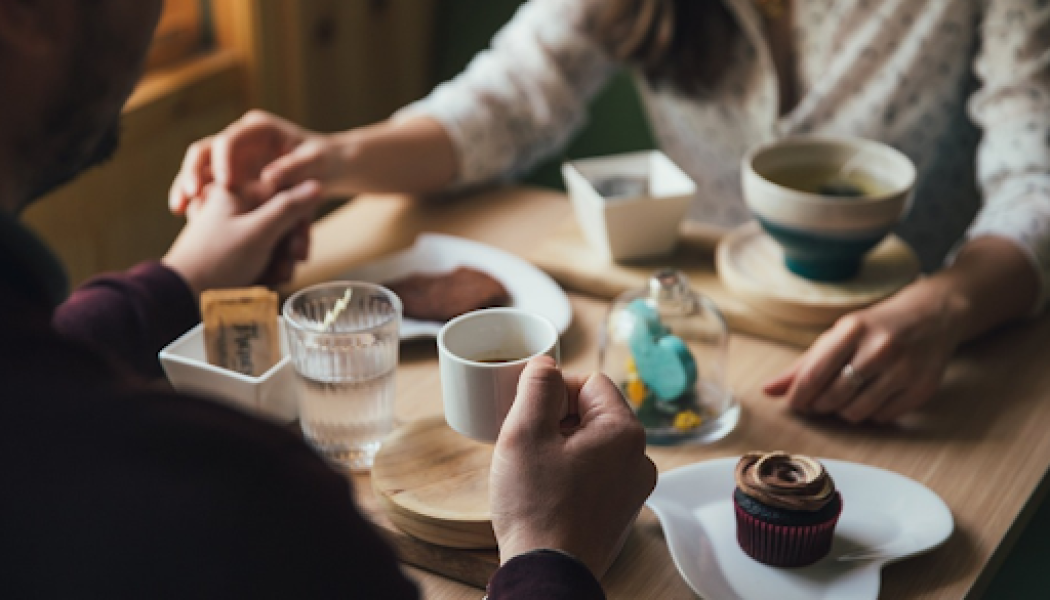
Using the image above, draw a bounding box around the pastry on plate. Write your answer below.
[385,267,510,322]
[733,451,843,567]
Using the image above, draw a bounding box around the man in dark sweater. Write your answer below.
[0,1,657,598]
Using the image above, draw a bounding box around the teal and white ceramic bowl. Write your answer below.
[742,136,916,281]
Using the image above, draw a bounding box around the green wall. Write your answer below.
[432,0,655,189]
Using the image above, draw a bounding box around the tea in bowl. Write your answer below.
[742,136,916,281]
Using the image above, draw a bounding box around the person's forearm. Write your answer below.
[924,236,1040,344]
[487,550,605,600]
[53,262,200,379]
[328,115,459,196]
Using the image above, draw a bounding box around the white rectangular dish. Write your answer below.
[159,317,297,424]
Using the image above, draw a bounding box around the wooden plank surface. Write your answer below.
[292,186,1050,599]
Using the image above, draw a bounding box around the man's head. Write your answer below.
[0,0,163,211]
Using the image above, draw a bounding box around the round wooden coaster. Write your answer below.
[372,416,496,549]
[716,222,921,327]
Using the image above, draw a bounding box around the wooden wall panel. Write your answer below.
[263,0,437,131]
[212,0,299,118]
[147,0,206,70]
[212,0,437,131]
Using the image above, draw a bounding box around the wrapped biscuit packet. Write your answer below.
[201,287,280,377]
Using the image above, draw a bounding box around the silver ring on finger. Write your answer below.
[841,363,868,393]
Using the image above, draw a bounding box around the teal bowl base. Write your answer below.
[755,217,889,283]
[784,256,863,282]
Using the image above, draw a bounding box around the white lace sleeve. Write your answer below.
[968,0,1050,311]
[396,0,616,187]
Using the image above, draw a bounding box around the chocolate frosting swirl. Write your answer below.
[734,451,836,512]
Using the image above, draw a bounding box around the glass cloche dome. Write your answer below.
[599,269,739,444]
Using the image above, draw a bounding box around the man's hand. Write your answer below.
[162,181,323,296]
[490,356,657,580]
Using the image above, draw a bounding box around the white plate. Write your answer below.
[340,233,572,340]
[645,457,954,600]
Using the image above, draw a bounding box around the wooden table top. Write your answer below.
[289,186,1050,600]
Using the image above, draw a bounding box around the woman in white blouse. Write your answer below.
[173,0,1048,425]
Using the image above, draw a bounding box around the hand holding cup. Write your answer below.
[490,357,657,579]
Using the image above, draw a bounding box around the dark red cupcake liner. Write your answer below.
[733,493,843,568]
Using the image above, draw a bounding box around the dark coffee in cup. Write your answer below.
[438,308,561,442]
[473,356,522,364]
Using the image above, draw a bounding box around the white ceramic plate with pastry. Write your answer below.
[340,234,572,340]
[646,457,953,600]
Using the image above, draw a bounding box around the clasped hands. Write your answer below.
[163,111,336,294]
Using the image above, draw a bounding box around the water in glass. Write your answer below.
[284,282,401,471]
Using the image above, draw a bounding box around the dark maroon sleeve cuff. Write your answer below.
[53,261,199,379]
[486,549,605,600]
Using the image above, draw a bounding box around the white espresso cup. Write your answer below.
[437,308,561,442]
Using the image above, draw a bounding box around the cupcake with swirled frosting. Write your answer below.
[733,451,843,567]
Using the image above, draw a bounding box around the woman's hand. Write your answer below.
[764,237,1039,424]
[763,278,968,424]
[169,110,340,214]
[169,111,459,217]
[490,357,657,580]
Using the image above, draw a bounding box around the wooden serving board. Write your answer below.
[529,220,826,347]
[372,416,496,549]
[716,223,920,327]
[369,417,499,588]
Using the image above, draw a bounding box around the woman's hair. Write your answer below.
[595,0,737,95]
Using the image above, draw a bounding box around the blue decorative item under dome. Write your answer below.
[625,300,697,401]
[600,269,739,445]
